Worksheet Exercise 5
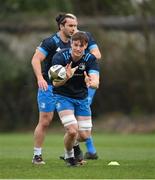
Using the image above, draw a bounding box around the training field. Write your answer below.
[0,132,155,179]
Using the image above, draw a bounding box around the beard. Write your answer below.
[64,30,74,38]
[66,33,72,38]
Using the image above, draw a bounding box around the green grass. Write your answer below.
[0,132,155,179]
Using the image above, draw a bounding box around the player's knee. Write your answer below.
[39,113,53,128]
[67,127,78,138]
[78,131,91,141]
[78,119,92,131]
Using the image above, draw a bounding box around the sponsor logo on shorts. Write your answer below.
[40,103,46,109]
[56,102,61,109]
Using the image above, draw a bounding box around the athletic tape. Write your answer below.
[78,119,92,130]
[61,114,77,127]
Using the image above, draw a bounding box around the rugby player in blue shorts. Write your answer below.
[31,13,101,164]
[52,32,100,166]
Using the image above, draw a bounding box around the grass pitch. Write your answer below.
[0,132,155,179]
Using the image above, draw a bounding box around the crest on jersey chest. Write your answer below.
[78,63,86,71]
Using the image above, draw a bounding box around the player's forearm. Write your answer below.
[90,81,99,89]
[89,74,100,89]
[31,57,43,81]
[31,49,46,81]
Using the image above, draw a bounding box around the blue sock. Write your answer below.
[85,137,96,154]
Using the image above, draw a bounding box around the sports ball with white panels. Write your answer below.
[48,65,66,82]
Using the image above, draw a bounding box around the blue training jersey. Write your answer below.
[37,31,99,84]
[52,48,99,99]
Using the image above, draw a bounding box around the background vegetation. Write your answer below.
[0,0,155,131]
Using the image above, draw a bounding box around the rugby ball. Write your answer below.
[48,65,66,81]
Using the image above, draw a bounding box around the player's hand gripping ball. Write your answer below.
[48,65,66,82]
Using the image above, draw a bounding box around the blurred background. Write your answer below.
[0,0,155,133]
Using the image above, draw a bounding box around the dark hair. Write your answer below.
[55,13,77,29]
[71,32,88,46]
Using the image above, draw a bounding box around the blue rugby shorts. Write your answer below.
[55,94,91,116]
[37,85,56,112]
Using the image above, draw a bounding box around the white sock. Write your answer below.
[64,149,74,159]
[34,147,42,156]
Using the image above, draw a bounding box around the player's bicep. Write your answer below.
[89,47,102,59]
[32,49,46,62]
[37,47,48,57]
